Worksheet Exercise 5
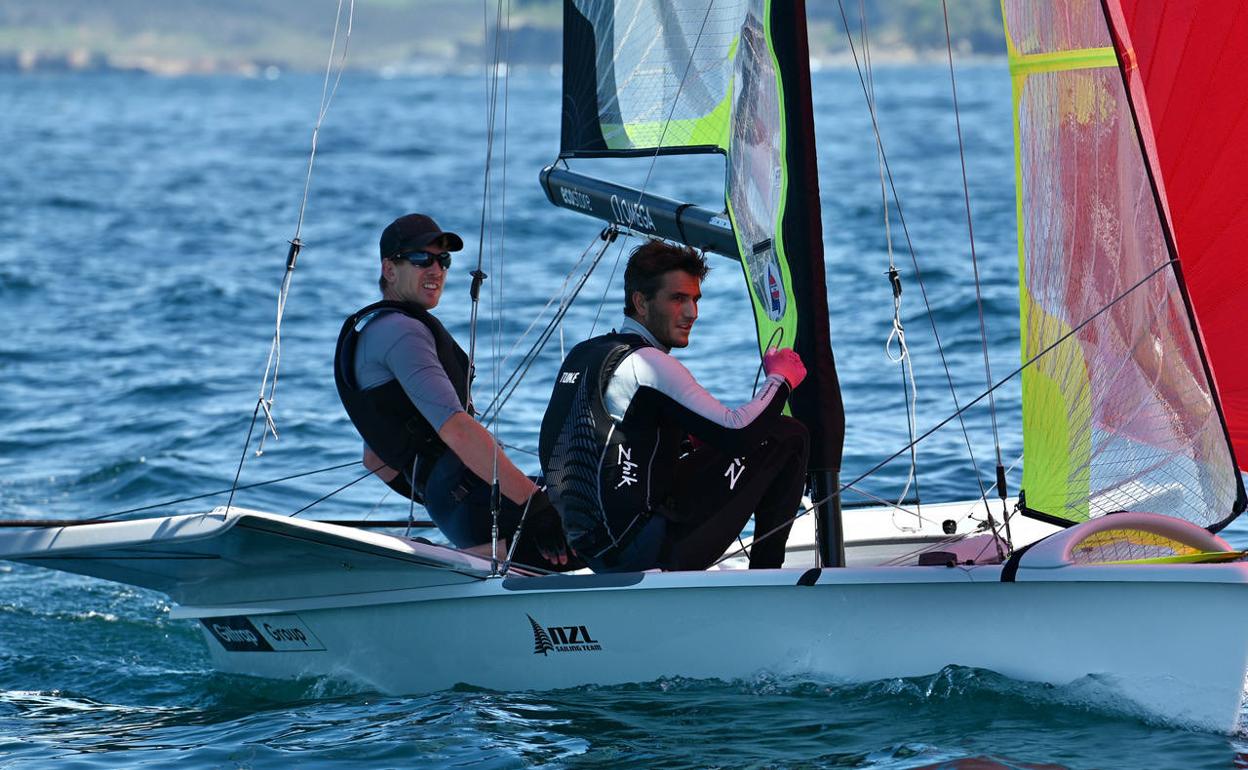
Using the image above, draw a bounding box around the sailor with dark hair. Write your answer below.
[539,238,809,573]
[335,213,574,570]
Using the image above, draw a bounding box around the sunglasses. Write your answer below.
[393,250,452,269]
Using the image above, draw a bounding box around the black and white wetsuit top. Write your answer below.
[539,317,790,559]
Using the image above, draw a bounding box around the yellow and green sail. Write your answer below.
[1000,0,1239,529]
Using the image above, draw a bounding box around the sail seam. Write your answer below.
[1008,47,1117,76]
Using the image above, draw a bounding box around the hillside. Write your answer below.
[0,0,1004,75]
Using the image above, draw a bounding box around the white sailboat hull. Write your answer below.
[5,509,1245,731]
[192,570,1248,733]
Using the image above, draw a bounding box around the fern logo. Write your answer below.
[526,614,603,654]
[528,614,554,656]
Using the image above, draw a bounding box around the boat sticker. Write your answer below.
[527,614,602,654]
[609,193,656,232]
[202,614,325,652]
[764,261,787,321]
[203,616,272,652]
[558,185,592,212]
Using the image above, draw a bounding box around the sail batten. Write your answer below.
[1002,0,1241,532]
[1007,47,1117,76]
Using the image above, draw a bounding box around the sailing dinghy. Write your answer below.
[5,0,1248,733]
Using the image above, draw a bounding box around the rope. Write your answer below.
[855,0,923,524]
[224,0,355,513]
[288,469,375,517]
[751,327,785,397]
[883,270,922,527]
[480,228,618,427]
[941,0,1010,555]
[835,0,993,523]
[58,461,361,523]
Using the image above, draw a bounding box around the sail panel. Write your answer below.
[561,1,747,157]
[727,4,791,355]
[723,0,843,473]
[1105,0,1248,479]
[1002,0,1240,529]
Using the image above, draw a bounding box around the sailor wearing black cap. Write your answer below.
[334,213,574,570]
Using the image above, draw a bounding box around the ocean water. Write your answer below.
[2,63,1248,769]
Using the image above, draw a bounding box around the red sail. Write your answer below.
[1106,0,1248,471]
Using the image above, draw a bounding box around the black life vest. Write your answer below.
[334,301,471,492]
[538,332,656,559]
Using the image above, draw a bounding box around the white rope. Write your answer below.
[224,0,354,513]
[255,0,355,457]
[857,0,922,529]
[478,0,514,571]
[834,0,995,520]
[481,229,617,427]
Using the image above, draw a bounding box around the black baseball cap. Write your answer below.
[379,213,464,260]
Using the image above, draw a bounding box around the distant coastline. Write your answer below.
[1,45,1005,79]
[0,0,1005,77]
[0,49,287,77]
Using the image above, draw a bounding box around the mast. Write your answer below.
[765,1,845,565]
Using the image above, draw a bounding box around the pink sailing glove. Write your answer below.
[762,347,807,390]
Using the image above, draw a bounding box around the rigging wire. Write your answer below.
[468,0,510,393]
[844,448,1021,534]
[500,441,539,458]
[941,0,1011,553]
[69,461,362,522]
[490,0,511,571]
[478,230,611,425]
[842,483,923,521]
[856,0,923,527]
[834,0,994,530]
[479,1,719,415]
[586,234,636,339]
[481,228,619,427]
[288,468,375,517]
[470,0,517,573]
[224,0,355,514]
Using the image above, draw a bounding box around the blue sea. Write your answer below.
[3,63,1248,768]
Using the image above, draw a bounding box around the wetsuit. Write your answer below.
[540,317,809,572]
